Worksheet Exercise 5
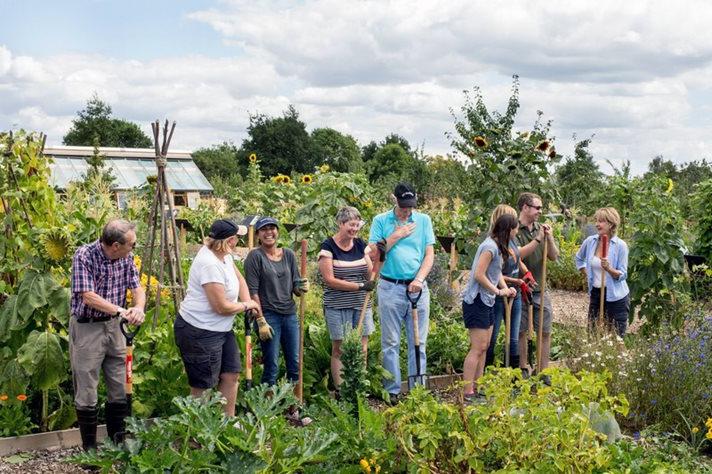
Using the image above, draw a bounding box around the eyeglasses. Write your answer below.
[527,204,543,211]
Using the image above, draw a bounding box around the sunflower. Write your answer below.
[548,148,557,159]
[474,136,488,148]
[281,175,292,185]
[301,174,313,185]
[319,164,330,173]
[536,140,550,152]
[666,178,674,194]
[249,153,257,163]
[42,230,71,262]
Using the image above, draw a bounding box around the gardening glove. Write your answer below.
[294,277,310,294]
[376,239,387,262]
[522,271,538,289]
[255,315,274,341]
[520,282,533,305]
[359,280,376,292]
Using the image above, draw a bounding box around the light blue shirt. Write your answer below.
[575,235,629,302]
[369,209,436,280]
[462,237,502,307]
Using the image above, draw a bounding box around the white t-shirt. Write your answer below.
[590,256,603,288]
[179,246,239,332]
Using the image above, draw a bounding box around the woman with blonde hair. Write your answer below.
[174,219,260,416]
[575,207,630,336]
[484,205,536,369]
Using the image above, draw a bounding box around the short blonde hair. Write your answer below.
[204,236,234,253]
[489,204,517,232]
[594,207,620,235]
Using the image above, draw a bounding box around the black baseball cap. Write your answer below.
[255,216,279,231]
[394,182,417,207]
[208,219,247,239]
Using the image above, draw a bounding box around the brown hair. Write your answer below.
[489,204,517,233]
[517,192,542,211]
[490,214,518,264]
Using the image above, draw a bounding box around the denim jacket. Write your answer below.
[575,235,629,302]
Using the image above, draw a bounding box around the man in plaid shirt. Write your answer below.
[70,219,145,450]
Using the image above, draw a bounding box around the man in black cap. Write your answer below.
[368,183,436,402]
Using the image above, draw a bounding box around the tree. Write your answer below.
[63,94,152,148]
[311,128,363,172]
[192,142,244,183]
[81,135,115,188]
[449,75,561,210]
[362,133,413,164]
[238,106,315,178]
[366,143,427,195]
[420,155,470,202]
[554,138,603,215]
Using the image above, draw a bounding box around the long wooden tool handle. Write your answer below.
[297,239,307,404]
[537,238,548,374]
[412,306,420,347]
[598,235,609,326]
[356,257,384,335]
[503,295,511,367]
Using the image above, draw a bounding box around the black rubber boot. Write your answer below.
[510,355,520,369]
[484,352,495,368]
[105,402,128,444]
[76,407,98,450]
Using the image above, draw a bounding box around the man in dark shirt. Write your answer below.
[70,219,145,449]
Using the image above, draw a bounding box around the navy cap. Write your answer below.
[208,219,247,239]
[394,182,417,207]
[255,216,279,231]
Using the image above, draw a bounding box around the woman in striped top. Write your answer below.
[318,206,376,392]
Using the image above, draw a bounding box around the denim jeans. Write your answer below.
[486,294,522,365]
[258,310,299,386]
[377,279,430,394]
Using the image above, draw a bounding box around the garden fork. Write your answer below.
[406,288,427,387]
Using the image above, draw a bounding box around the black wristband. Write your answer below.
[534,237,541,243]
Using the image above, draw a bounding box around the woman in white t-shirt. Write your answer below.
[174,219,259,416]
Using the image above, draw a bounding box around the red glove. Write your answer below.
[522,271,537,289]
[520,281,533,304]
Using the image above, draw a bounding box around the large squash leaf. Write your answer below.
[16,270,51,319]
[17,330,65,390]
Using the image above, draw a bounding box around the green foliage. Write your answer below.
[627,175,688,329]
[449,75,561,210]
[178,199,224,242]
[419,155,471,203]
[339,330,368,416]
[311,127,363,173]
[555,138,604,215]
[691,179,712,262]
[385,368,628,472]
[548,221,588,291]
[81,136,116,189]
[366,143,427,196]
[238,105,316,178]
[62,94,152,148]
[0,397,35,437]
[192,141,244,182]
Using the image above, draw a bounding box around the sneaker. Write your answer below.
[541,374,552,387]
[520,367,531,380]
[386,393,402,406]
[463,392,487,405]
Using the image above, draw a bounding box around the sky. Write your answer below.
[3,0,712,174]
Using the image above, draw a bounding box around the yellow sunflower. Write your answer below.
[42,230,71,262]
[319,164,330,173]
[548,148,557,159]
[666,178,674,194]
[281,175,292,185]
[474,136,488,148]
[301,174,313,185]
[249,153,257,163]
[537,140,550,152]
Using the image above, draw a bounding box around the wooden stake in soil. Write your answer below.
[296,239,307,403]
[536,237,548,374]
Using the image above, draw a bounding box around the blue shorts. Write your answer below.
[324,306,375,340]
[463,294,495,329]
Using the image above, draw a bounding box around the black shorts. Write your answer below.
[174,314,241,389]
[463,294,495,329]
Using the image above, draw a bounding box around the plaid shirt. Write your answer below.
[70,240,140,319]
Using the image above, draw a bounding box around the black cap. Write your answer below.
[255,216,279,231]
[208,219,247,239]
[394,182,417,207]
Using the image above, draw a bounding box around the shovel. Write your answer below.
[406,288,426,387]
[119,319,141,417]
[356,244,386,336]
[503,294,514,367]
[598,234,609,332]
[536,238,548,375]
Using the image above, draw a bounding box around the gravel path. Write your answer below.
[0,447,91,473]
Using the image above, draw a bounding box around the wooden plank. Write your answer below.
[0,425,108,456]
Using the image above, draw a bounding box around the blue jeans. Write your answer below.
[377,279,430,394]
[486,294,522,365]
[258,310,299,386]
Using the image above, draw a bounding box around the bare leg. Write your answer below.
[462,327,493,394]
[331,340,343,388]
[217,372,239,417]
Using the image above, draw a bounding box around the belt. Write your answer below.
[75,315,116,323]
[380,275,413,286]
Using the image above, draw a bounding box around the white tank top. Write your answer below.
[590,256,603,288]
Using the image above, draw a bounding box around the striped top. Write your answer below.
[318,237,371,309]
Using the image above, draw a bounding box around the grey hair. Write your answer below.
[100,219,136,245]
[335,206,361,224]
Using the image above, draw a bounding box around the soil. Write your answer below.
[0,447,92,473]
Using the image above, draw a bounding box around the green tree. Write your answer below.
[63,94,152,148]
[366,143,427,196]
[449,75,561,210]
[555,138,603,215]
[81,135,115,188]
[238,105,315,178]
[192,141,244,182]
[311,128,363,172]
[420,155,471,202]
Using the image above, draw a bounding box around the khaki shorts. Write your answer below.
[69,317,126,409]
[519,291,553,335]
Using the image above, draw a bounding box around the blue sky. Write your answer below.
[2,0,712,174]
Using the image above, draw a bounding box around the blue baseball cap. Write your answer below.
[255,216,279,231]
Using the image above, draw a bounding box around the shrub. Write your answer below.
[548,220,587,291]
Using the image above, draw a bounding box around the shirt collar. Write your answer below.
[390,208,415,223]
[91,240,113,263]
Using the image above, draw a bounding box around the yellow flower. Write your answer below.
[319,164,330,173]
[666,178,674,194]
[16,394,27,402]
[474,136,488,148]
[301,174,313,185]
[706,418,712,429]
[249,153,257,163]
[281,175,292,185]
[692,427,699,434]
[707,431,712,440]
[0,394,8,401]
[359,459,371,473]
[42,230,70,262]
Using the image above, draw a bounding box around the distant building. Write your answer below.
[44,146,213,209]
